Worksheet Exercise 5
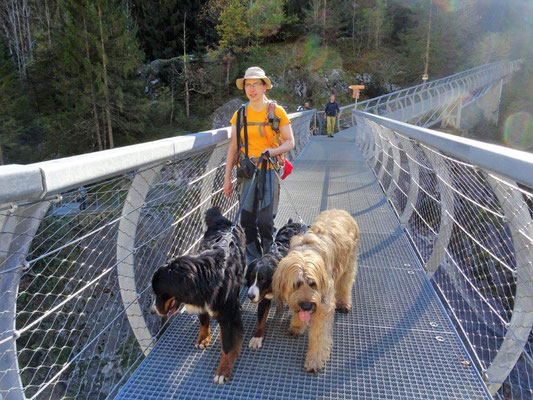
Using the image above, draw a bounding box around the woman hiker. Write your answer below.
[223,66,295,262]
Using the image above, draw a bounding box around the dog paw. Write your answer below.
[304,357,326,374]
[288,326,305,336]
[335,303,352,313]
[213,374,228,385]
[195,337,210,350]
[248,336,263,348]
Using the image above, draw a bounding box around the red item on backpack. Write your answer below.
[281,159,293,180]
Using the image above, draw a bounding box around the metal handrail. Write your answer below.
[353,107,532,398]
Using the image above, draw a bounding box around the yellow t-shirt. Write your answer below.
[230,103,290,159]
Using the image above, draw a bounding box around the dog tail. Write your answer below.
[205,206,230,227]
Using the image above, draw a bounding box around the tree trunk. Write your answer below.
[322,0,326,43]
[101,106,107,149]
[24,0,32,63]
[44,0,52,47]
[183,12,190,119]
[225,57,231,85]
[357,24,363,58]
[170,84,174,126]
[83,15,103,151]
[1,0,33,79]
[0,145,4,165]
[97,4,114,149]
[351,1,356,56]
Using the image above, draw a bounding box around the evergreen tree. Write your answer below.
[50,0,147,154]
[303,0,345,44]
[216,0,251,84]
[0,40,34,163]
[130,0,208,61]
[246,0,290,41]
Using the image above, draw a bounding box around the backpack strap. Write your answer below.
[236,103,249,163]
[267,101,279,132]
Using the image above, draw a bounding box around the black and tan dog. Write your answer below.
[152,206,246,385]
[273,209,359,373]
[246,219,307,349]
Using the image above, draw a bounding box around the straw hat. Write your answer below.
[236,66,272,90]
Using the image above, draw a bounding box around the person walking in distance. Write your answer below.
[297,101,311,112]
[324,94,340,137]
[223,67,295,262]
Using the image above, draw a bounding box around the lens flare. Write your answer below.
[503,112,533,151]
[433,0,457,13]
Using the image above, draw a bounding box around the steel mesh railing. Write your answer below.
[315,59,522,132]
[0,59,527,399]
[0,111,314,399]
[353,110,533,399]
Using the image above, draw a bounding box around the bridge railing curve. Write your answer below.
[353,109,533,400]
[0,111,313,400]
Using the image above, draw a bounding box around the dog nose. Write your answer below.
[248,292,256,300]
[300,302,313,311]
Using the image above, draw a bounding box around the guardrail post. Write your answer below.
[484,174,533,395]
[0,201,50,400]
[116,165,164,355]
[381,127,401,199]
[422,149,455,278]
[397,138,420,227]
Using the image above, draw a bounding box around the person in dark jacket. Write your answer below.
[324,94,340,137]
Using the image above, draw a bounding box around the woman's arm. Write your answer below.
[264,123,294,157]
[223,124,238,197]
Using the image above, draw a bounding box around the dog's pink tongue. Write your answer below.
[298,310,311,323]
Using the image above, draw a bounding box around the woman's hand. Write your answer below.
[223,177,233,198]
[261,148,276,158]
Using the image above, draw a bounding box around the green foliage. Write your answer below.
[0,40,36,164]
[47,0,148,154]
[217,0,251,54]
[247,0,290,40]
[1,0,532,164]
[303,0,344,43]
[130,0,208,60]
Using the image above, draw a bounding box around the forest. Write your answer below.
[1,0,532,164]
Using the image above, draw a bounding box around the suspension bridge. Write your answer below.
[0,60,531,399]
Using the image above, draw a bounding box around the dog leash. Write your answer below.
[231,167,258,227]
[264,153,306,226]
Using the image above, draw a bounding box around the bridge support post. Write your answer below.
[422,149,455,278]
[483,174,533,395]
[380,126,401,199]
[397,138,420,227]
[441,98,462,130]
[461,79,504,129]
[0,201,50,400]
[116,165,164,355]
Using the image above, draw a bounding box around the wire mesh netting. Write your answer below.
[0,62,527,398]
[355,116,533,399]
[0,112,313,399]
[1,145,236,399]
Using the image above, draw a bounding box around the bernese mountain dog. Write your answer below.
[246,219,307,349]
[152,206,246,385]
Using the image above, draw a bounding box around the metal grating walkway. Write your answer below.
[115,128,491,399]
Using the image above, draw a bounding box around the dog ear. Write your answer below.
[245,259,257,281]
[290,234,304,248]
[287,218,293,224]
[272,258,289,306]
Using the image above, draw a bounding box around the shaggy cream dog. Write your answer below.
[272,209,359,373]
